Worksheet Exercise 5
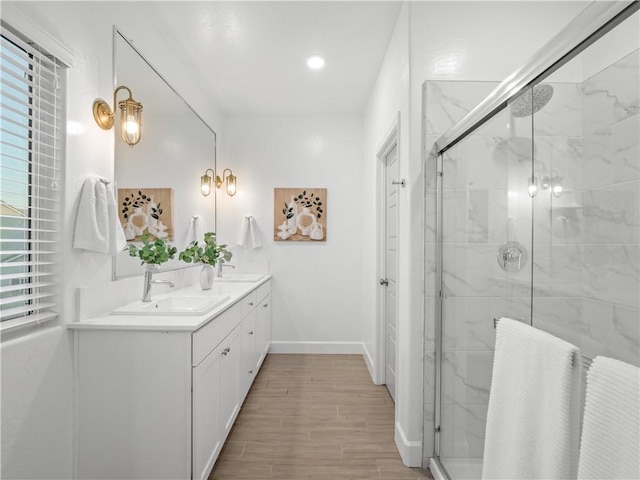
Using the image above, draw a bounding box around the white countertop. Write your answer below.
[68,275,271,332]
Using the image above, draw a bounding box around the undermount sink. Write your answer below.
[112,294,230,316]
[214,273,265,283]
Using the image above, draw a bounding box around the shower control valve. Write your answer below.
[497,241,528,272]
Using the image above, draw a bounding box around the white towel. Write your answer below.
[578,356,639,480]
[73,176,126,255]
[482,318,582,480]
[248,216,262,249]
[237,217,250,248]
[186,215,204,246]
[237,216,262,249]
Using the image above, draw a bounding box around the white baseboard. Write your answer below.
[268,341,364,355]
[395,421,423,467]
[362,343,381,385]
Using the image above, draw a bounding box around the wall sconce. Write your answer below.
[93,85,143,146]
[201,168,215,196]
[219,168,237,196]
[528,171,563,198]
[200,168,237,197]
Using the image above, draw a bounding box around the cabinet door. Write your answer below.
[192,343,222,480]
[241,310,257,397]
[256,294,272,365]
[219,325,241,438]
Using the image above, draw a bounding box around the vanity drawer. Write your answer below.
[192,303,241,366]
[241,291,257,317]
[256,280,271,303]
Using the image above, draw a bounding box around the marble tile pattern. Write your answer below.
[423,47,639,464]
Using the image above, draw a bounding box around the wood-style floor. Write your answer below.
[210,353,433,479]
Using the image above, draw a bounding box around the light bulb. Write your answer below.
[552,183,563,197]
[125,116,139,135]
[528,175,539,197]
[306,55,325,70]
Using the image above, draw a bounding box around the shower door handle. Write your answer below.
[379,278,389,286]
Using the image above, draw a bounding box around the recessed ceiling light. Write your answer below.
[306,55,325,70]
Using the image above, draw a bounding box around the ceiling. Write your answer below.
[141,1,403,115]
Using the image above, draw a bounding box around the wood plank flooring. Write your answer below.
[210,354,433,480]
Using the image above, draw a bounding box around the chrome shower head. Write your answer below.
[510,84,554,118]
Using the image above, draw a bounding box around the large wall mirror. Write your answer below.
[113,28,217,279]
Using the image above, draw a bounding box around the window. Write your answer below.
[0,24,65,332]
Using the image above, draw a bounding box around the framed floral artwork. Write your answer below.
[274,188,326,241]
[118,188,173,241]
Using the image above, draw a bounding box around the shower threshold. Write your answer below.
[430,457,483,480]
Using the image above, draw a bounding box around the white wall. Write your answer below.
[362,0,414,461]
[363,0,590,466]
[217,115,364,352]
[1,3,225,478]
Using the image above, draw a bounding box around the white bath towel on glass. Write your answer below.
[578,356,639,480]
[482,317,582,480]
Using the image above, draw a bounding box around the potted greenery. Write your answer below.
[127,234,177,267]
[179,232,232,290]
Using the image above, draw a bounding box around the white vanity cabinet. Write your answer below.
[240,282,272,396]
[72,278,271,480]
[192,306,241,480]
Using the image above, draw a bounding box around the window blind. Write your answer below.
[0,24,65,332]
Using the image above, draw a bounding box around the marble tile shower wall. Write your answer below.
[533,49,639,366]
[424,80,512,460]
[423,52,640,462]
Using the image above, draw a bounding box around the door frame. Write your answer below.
[375,113,400,386]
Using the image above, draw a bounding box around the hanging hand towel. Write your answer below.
[237,217,251,248]
[578,356,639,480]
[482,318,582,480]
[186,215,204,247]
[73,176,126,255]
[248,216,262,249]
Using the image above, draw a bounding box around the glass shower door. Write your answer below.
[435,97,534,479]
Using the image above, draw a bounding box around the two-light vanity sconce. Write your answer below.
[528,171,563,198]
[201,168,237,197]
[93,85,143,146]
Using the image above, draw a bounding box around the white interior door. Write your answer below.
[383,144,399,402]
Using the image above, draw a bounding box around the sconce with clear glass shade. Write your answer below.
[201,168,215,196]
[221,169,236,196]
[93,85,143,146]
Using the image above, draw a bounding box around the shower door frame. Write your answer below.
[427,1,640,477]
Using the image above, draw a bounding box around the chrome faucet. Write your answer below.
[217,262,236,278]
[142,269,174,302]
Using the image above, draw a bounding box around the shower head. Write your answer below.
[510,84,554,118]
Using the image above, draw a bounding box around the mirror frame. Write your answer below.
[111,27,217,280]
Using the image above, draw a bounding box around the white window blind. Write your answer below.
[0,24,65,332]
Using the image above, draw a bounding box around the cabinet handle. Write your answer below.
[248,331,254,335]
[248,302,254,307]
[221,347,230,356]
[248,370,253,375]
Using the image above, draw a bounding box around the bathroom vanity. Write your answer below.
[69,277,272,480]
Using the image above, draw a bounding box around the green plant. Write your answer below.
[179,232,232,266]
[127,235,177,265]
